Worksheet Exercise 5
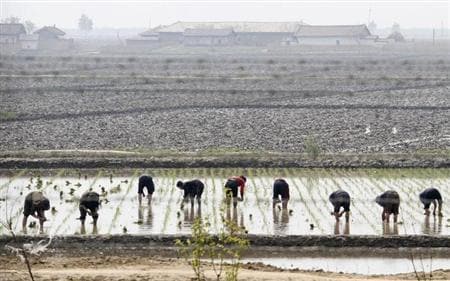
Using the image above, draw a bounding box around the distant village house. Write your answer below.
[126,30,160,48]
[0,23,26,52]
[131,22,382,47]
[33,25,74,50]
[183,28,235,46]
[19,34,39,50]
[386,31,406,42]
[295,25,376,45]
[143,21,303,46]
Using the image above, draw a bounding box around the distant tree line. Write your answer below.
[78,14,93,32]
[1,16,35,33]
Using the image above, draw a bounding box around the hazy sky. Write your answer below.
[1,0,448,29]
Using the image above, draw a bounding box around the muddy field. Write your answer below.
[1,168,449,236]
[1,47,449,280]
[2,254,449,281]
[1,245,450,280]
[1,48,449,153]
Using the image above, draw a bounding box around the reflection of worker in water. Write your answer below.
[80,222,98,235]
[334,220,350,235]
[138,203,153,228]
[419,188,443,217]
[225,203,245,228]
[273,207,289,234]
[423,214,443,235]
[79,191,100,231]
[22,191,50,234]
[272,179,289,209]
[224,176,246,208]
[376,190,400,223]
[329,190,351,222]
[176,179,204,208]
[183,202,202,224]
[382,221,399,235]
[138,175,155,206]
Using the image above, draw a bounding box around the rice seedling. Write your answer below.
[0,170,28,190]
[35,176,43,190]
[107,171,138,234]
[208,169,219,233]
[293,176,325,233]
[110,184,121,194]
[1,168,448,236]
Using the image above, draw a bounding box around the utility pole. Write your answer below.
[442,21,445,37]
[433,28,435,45]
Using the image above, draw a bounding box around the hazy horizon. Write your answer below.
[1,0,448,30]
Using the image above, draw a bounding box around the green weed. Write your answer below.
[0,111,17,120]
[304,135,321,160]
[176,214,249,281]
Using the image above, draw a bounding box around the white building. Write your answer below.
[183,28,235,46]
[33,26,74,50]
[145,21,303,46]
[20,34,39,50]
[126,30,160,48]
[295,25,377,45]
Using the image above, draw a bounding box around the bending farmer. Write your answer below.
[22,191,50,234]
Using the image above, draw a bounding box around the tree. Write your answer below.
[24,21,35,34]
[368,21,377,34]
[1,16,20,24]
[392,22,401,33]
[78,14,93,32]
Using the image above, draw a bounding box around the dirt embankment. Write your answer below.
[2,254,450,281]
[1,151,449,169]
[2,235,450,280]
[2,234,450,251]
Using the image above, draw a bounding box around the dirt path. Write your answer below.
[1,256,449,281]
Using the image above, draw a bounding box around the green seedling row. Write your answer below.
[1,168,449,236]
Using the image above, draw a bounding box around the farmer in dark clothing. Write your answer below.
[22,191,50,234]
[273,179,290,209]
[376,190,400,223]
[138,175,155,205]
[329,190,351,222]
[79,191,100,227]
[420,188,443,216]
[176,179,204,207]
[224,175,246,208]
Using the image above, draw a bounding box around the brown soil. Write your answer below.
[3,234,450,250]
[1,152,449,169]
[1,254,449,281]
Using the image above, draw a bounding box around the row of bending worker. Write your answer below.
[329,187,443,223]
[22,174,443,233]
[125,175,445,225]
[22,190,100,234]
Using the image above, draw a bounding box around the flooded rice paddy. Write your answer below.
[240,256,450,275]
[0,168,449,236]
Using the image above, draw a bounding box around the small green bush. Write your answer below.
[304,135,321,160]
[0,111,17,121]
[176,215,249,281]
